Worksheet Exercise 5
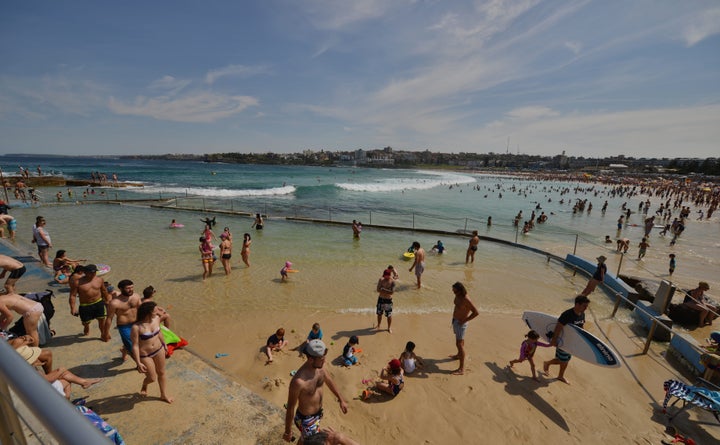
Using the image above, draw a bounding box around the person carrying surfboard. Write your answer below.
[542,295,590,384]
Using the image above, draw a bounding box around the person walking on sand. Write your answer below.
[408,241,425,289]
[284,339,348,443]
[69,264,111,340]
[241,233,252,267]
[542,295,590,384]
[0,255,26,294]
[449,282,479,375]
[105,279,142,362]
[219,232,232,275]
[466,230,479,264]
[508,330,550,381]
[131,301,173,403]
[580,255,606,296]
[375,269,395,333]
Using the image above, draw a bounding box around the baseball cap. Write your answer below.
[305,339,327,357]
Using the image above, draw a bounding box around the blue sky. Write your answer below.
[1,1,718,158]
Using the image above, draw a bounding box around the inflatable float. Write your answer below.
[402,252,415,260]
[96,264,111,276]
[169,223,184,228]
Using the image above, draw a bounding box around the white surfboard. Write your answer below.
[522,311,621,368]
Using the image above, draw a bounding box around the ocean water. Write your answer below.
[2,155,717,338]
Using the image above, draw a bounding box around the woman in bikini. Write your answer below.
[241,233,252,267]
[131,301,173,403]
[219,233,232,275]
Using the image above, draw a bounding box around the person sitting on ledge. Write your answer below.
[681,282,717,326]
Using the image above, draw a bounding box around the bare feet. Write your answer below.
[161,395,174,404]
[449,354,460,360]
[557,377,570,384]
[120,348,128,361]
[81,378,102,389]
[388,328,393,334]
[140,384,148,397]
[265,359,273,365]
[542,361,550,374]
[82,324,90,336]
[532,376,540,382]
[508,362,514,368]
[451,369,464,375]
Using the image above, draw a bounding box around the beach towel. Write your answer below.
[663,379,720,420]
[161,325,188,357]
[75,405,125,445]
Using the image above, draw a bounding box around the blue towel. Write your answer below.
[663,379,720,413]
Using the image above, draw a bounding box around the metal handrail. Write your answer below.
[0,341,111,444]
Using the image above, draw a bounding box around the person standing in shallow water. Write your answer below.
[219,233,232,275]
[241,233,252,267]
[408,241,425,289]
[252,213,264,230]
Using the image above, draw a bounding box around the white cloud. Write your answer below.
[682,8,720,46]
[302,0,397,30]
[564,40,582,55]
[148,75,192,93]
[205,64,270,85]
[108,92,259,123]
[506,106,559,120]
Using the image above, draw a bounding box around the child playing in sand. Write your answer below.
[364,359,404,399]
[298,322,323,357]
[399,341,424,375]
[265,328,288,364]
[508,330,550,381]
[669,253,676,276]
[343,335,359,366]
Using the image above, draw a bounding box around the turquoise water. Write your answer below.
[3,155,717,316]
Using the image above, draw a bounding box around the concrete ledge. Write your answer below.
[669,333,706,375]
[633,300,672,342]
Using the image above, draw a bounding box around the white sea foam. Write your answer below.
[135,185,296,197]
[336,171,475,192]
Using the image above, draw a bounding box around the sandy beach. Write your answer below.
[7,247,720,444]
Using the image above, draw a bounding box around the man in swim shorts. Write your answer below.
[0,214,17,240]
[105,279,142,362]
[0,254,26,294]
[449,282,479,376]
[408,241,425,289]
[542,295,589,384]
[284,339,348,443]
[69,264,111,340]
[466,230,480,264]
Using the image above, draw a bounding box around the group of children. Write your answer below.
[264,322,425,401]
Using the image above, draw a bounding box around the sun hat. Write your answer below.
[17,345,41,365]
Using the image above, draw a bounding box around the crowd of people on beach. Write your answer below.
[1,170,719,444]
